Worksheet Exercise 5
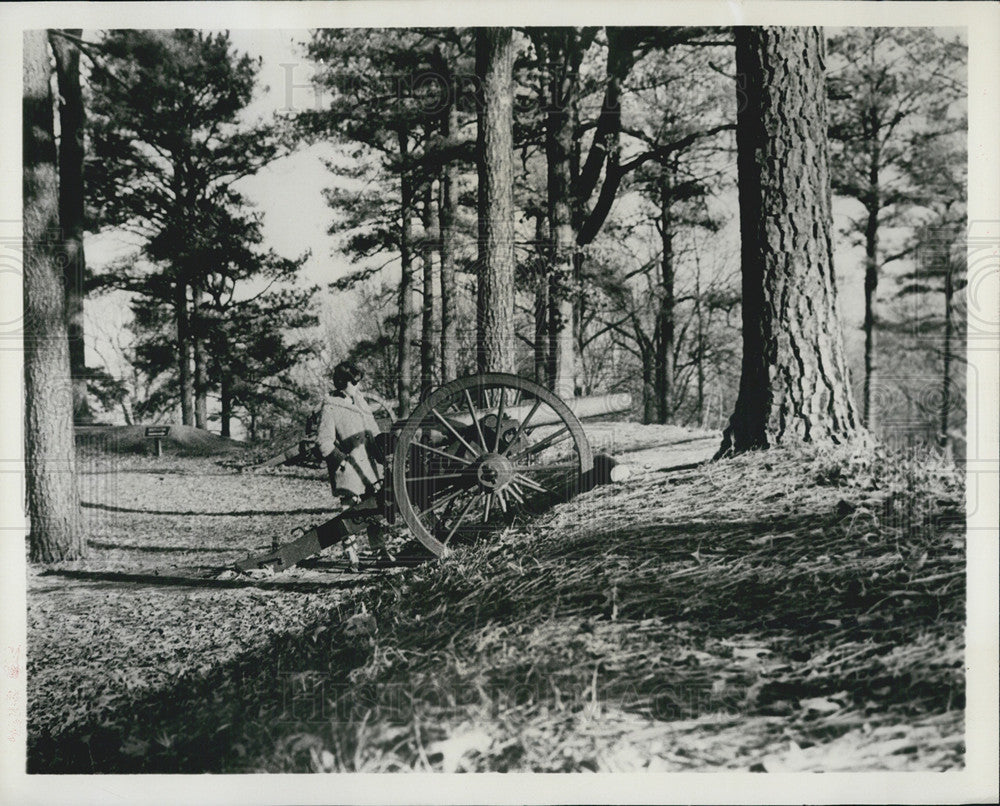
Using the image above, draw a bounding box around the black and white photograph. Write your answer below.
[2,1,997,803]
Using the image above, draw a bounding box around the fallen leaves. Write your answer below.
[27,433,965,774]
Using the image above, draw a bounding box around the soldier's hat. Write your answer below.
[332,360,363,390]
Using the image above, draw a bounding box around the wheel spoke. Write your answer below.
[431,406,482,458]
[417,486,467,518]
[463,388,489,452]
[513,473,547,493]
[412,440,473,466]
[504,483,525,505]
[493,388,507,452]
[482,492,493,523]
[499,398,542,457]
[437,489,460,521]
[442,494,478,546]
[495,489,508,513]
[509,426,571,462]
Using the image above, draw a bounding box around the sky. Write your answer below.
[227,29,346,284]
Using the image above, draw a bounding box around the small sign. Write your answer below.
[145,426,171,438]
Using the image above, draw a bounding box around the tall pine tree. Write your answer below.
[87,30,284,427]
[721,27,858,453]
[476,28,517,374]
[23,30,84,562]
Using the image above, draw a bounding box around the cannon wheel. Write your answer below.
[392,373,593,557]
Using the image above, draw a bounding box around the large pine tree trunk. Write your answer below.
[50,29,90,424]
[475,28,516,375]
[721,27,858,454]
[420,183,436,396]
[192,287,208,429]
[434,47,459,385]
[397,128,414,417]
[23,30,84,562]
[176,283,194,425]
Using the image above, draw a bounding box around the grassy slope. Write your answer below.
[27,437,965,773]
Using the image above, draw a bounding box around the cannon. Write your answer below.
[235,373,630,573]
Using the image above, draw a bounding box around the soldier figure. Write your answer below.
[316,361,392,567]
[317,361,380,500]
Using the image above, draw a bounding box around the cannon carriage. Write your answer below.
[235,373,630,573]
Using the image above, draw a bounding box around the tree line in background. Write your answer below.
[302,26,964,445]
[303,27,741,422]
[79,31,320,439]
[22,26,967,561]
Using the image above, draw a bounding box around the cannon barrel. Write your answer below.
[451,391,631,429]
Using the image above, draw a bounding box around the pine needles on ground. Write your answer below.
[27,438,965,772]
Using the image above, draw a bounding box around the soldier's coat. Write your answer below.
[317,390,381,497]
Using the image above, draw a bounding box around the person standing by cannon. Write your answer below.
[316,361,392,566]
[317,361,380,501]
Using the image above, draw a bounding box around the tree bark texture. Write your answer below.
[175,282,194,425]
[475,28,516,375]
[397,128,414,417]
[420,183,436,396]
[192,287,208,429]
[50,29,90,424]
[23,29,85,562]
[722,27,858,453]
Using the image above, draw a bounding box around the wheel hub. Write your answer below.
[475,453,514,491]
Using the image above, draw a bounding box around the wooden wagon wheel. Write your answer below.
[392,373,593,557]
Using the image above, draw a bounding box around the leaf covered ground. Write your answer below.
[26,429,965,773]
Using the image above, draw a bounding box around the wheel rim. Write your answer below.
[392,373,593,557]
